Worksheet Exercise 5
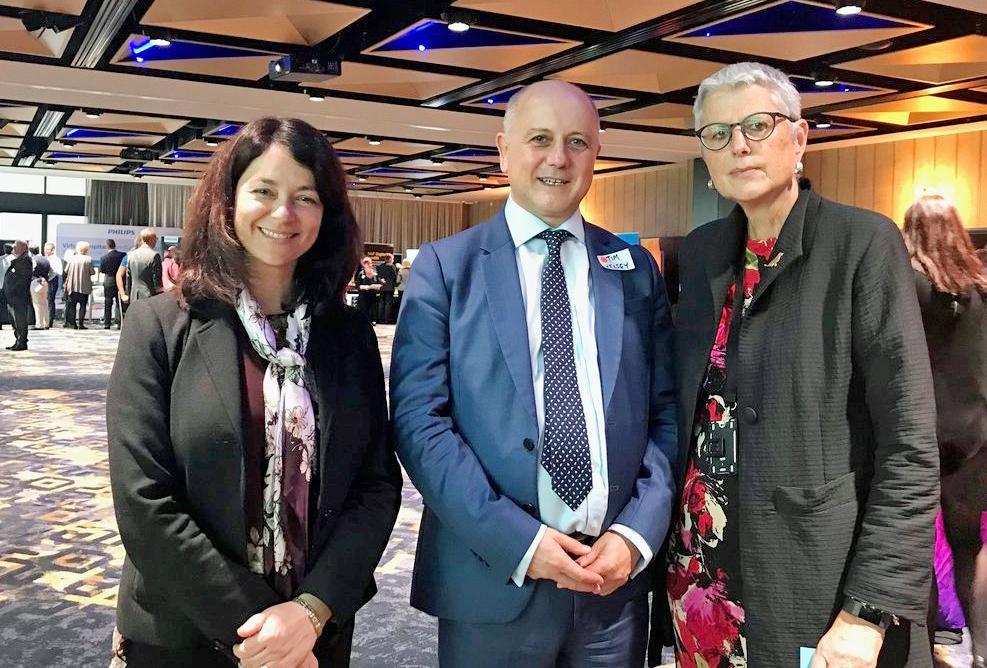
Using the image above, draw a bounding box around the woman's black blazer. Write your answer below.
[663,186,939,667]
[107,292,401,662]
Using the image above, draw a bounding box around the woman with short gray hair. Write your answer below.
[660,62,938,668]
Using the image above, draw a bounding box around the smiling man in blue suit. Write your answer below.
[390,79,678,667]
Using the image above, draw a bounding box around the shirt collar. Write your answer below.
[505,196,585,250]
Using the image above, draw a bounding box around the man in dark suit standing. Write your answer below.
[376,253,397,323]
[390,80,678,666]
[4,240,33,351]
[99,238,125,329]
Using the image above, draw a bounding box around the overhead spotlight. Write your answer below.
[367,136,382,146]
[599,127,607,133]
[84,109,102,119]
[414,194,422,199]
[814,78,835,87]
[358,176,367,182]
[834,0,864,15]
[307,89,325,102]
[162,157,175,165]
[60,139,75,147]
[430,156,445,164]
[204,138,219,147]
[815,120,833,129]
[442,10,475,33]
[478,174,488,181]
[403,185,414,192]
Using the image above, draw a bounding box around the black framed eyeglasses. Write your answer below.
[695,111,797,151]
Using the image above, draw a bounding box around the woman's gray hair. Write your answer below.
[693,62,802,129]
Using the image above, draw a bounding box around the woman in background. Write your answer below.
[354,256,381,323]
[107,116,401,668]
[904,195,987,668]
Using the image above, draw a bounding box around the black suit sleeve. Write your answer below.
[843,220,939,622]
[298,315,402,623]
[106,299,281,646]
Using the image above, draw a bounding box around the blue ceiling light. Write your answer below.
[418,44,427,52]
[683,0,899,38]
[374,20,562,52]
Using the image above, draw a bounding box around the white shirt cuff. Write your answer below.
[510,525,547,587]
[608,524,653,579]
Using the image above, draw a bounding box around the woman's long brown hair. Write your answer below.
[903,195,987,296]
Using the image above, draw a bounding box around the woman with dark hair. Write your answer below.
[904,195,987,668]
[107,117,402,668]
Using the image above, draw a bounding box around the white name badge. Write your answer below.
[597,249,635,271]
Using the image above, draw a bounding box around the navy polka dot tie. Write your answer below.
[536,229,592,511]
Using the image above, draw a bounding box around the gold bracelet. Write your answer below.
[293,597,324,637]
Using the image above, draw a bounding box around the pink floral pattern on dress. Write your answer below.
[667,238,776,668]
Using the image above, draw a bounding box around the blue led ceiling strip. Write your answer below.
[789,75,877,94]
[123,38,270,64]
[65,128,146,139]
[440,148,500,159]
[682,0,914,38]
[374,20,564,52]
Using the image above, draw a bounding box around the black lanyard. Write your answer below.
[722,253,748,407]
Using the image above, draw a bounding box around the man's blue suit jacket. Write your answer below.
[390,211,678,623]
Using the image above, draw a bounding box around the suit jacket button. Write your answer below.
[322,509,334,519]
[741,406,758,424]
[522,503,537,516]
[522,438,535,451]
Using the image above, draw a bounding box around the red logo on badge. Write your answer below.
[601,256,609,264]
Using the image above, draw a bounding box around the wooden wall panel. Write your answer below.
[803,127,985,228]
[466,164,693,236]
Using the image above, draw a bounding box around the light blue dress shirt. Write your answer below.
[503,196,653,586]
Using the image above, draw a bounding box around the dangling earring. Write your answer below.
[706,178,715,191]
[795,161,804,176]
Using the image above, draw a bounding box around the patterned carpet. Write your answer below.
[0,321,437,668]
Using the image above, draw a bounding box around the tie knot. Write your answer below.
[536,229,572,252]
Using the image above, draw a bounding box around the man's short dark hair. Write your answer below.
[106,238,116,249]
[29,245,39,254]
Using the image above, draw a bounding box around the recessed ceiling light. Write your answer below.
[835,0,864,15]
[367,137,382,146]
[204,138,219,147]
[415,194,423,199]
[478,174,488,181]
[418,44,426,52]
[84,109,102,119]
[307,90,325,102]
[442,10,475,32]
[815,121,833,129]
[814,79,835,88]
[358,176,367,182]
[403,185,414,192]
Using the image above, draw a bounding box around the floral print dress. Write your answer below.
[667,238,777,668]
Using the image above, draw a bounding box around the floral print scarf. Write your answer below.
[236,289,315,594]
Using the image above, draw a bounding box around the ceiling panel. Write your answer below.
[333,137,442,155]
[835,95,987,126]
[141,0,369,46]
[666,0,928,62]
[110,35,279,81]
[363,19,580,72]
[63,111,189,135]
[836,35,987,84]
[552,50,724,94]
[452,0,696,32]
[308,62,477,100]
[0,1,86,14]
